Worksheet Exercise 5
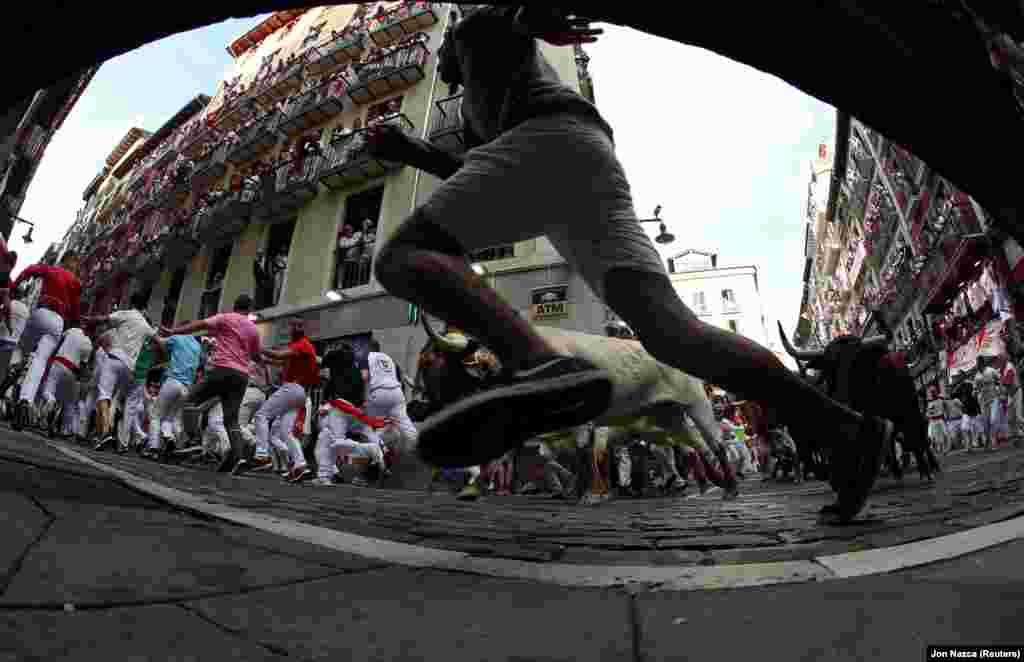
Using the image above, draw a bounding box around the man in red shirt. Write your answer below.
[252,319,320,482]
[10,251,82,430]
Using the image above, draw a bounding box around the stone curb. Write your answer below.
[49,441,1024,592]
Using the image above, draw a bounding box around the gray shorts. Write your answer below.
[419,113,666,300]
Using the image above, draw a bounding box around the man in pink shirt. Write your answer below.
[163,294,263,473]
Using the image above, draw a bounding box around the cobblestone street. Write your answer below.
[51,433,1024,566]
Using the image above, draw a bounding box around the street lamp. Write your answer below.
[10,216,34,244]
[638,205,675,245]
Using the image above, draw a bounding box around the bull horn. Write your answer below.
[420,314,469,353]
[777,321,825,361]
[860,334,890,351]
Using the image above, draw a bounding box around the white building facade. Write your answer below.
[667,250,772,350]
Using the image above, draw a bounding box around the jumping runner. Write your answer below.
[365,5,892,523]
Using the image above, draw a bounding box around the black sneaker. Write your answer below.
[216,451,237,473]
[416,355,613,468]
[231,459,252,476]
[825,416,893,525]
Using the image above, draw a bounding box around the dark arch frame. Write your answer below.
[5,1,1024,242]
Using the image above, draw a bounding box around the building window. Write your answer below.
[722,288,740,314]
[728,319,739,333]
[161,267,187,327]
[336,187,383,291]
[199,244,233,320]
[692,291,708,315]
[470,245,514,262]
[255,220,296,310]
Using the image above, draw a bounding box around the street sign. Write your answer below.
[530,284,571,321]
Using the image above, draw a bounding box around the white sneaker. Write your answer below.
[311,477,335,486]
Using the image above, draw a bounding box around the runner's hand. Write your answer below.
[519,8,603,46]
[365,123,414,161]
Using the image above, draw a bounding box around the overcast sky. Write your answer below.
[11,14,834,357]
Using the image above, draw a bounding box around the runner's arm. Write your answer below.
[164,319,209,336]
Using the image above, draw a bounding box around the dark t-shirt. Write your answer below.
[323,349,365,407]
[438,7,614,147]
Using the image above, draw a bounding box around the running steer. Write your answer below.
[778,323,940,482]
[416,317,740,497]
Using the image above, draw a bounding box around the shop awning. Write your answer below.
[923,233,988,314]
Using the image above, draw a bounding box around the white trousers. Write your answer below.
[18,308,63,404]
[147,379,189,451]
[40,361,78,433]
[204,388,266,455]
[253,382,307,465]
[122,381,147,446]
[96,354,131,403]
[366,386,418,451]
[76,386,98,438]
[315,407,384,481]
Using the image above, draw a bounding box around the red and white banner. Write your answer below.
[948,319,1006,375]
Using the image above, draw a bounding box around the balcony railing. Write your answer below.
[249,56,308,108]
[214,94,261,133]
[193,188,255,243]
[152,140,178,170]
[253,155,324,222]
[428,93,466,153]
[278,73,350,137]
[190,143,229,190]
[226,111,281,166]
[319,112,413,191]
[336,244,375,290]
[348,41,429,106]
[368,2,438,47]
[307,31,366,76]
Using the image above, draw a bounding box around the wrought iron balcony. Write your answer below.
[215,93,261,133]
[306,31,366,76]
[348,41,429,106]
[226,112,281,166]
[153,141,177,170]
[368,2,438,48]
[319,113,413,191]
[190,143,229,190]
[336,245,375,291]
[177,125,219,161]
[249,57,307,108]
[252,155,324,222]
[152,165,193,209]
[428,93,465,153]
[278,74,350,138]
[192,188,255,244]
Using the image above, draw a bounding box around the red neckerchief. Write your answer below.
[322,399,389,430]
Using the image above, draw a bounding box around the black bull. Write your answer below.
[778,323,940,482]
[408,318,496,422]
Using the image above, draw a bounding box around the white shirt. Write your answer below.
[55,328,93,370]
[974,366,1002,406]
[946,398,964,419]
[106,309,154,369]
[366,351,401,391]
[0,300,29,346]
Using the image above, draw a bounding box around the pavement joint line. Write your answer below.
[48,440,1024,592]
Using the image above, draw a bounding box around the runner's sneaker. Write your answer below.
[250,455,274,471]
[417,355,612,468]
[286,466,312,483]
[93,435,116,452]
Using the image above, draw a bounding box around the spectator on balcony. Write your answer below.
[338,223,365,266]
[10,251,82,431]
